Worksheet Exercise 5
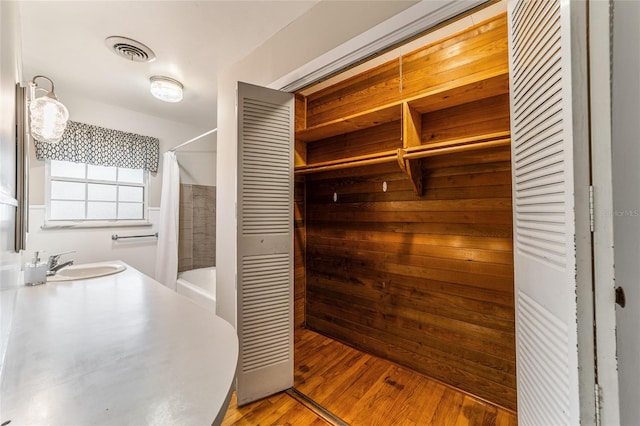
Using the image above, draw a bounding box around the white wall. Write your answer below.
[24,93,215,278]
[216,0,418,326]
[175,133,216,186]
[0,0,23,374]
[26,206,159,278]
[178,152,216,186]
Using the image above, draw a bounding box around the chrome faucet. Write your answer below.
[47,251,75,276]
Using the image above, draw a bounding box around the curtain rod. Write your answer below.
[169,128,217,152]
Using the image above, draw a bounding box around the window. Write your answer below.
[46,159,148,223]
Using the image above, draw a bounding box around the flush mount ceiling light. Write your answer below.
[149,76,183,103]
[28,75,69,143]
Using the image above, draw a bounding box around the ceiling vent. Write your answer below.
[105,36,156,63]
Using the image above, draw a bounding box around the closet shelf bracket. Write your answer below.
[397,148,423,196]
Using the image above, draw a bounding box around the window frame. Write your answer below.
[44,160,151,228]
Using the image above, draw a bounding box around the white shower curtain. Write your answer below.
[155,151,180,289]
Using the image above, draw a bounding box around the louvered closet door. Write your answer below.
[508,1,594,425]
[236,82,294,405]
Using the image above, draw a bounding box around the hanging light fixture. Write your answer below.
[28,75,69,143]
[149,76,183,103]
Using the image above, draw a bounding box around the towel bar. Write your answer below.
[111,232,158,241]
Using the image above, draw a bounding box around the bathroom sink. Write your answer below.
[47,262,126,282]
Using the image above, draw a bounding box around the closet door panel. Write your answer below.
[236,82,294,405]
[508,0,594,424]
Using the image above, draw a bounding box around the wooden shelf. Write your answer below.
[296,70,508,145]
[295,133,510,180]
[403,137,511,160]
[296,103,402,142]
[397,133,510,196]
[295,71,511,194]
[295,71,509,166]
[404,69,509,114]
[403,131,511,154]
[294,150,399,175]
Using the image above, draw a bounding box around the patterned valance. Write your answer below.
[34,120,160,172]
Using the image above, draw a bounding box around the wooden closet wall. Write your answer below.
[294,14,515,410]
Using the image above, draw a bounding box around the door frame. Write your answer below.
[588,0,621,424]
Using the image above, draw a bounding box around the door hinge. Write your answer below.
[595,383,602,426]
[589,185,595,232]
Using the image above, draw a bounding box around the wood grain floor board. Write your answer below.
[297,350,367,400]
[349,365,418,425]
[222,329,517,425]
[390,367,444,424]
[406,382,448,425]
[495,410,519,426]
[222,391,331,426]
[456,396,497,426]
[320,358,393,420]
[429,388,466,426]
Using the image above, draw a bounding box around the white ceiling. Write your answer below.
[18,1,320,130]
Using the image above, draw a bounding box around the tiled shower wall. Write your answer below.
[178,184,216,272]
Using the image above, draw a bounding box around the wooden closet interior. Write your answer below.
[293,13,516,411]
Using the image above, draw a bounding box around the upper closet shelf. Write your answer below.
[296,69,508,144]
[405,69,509,114]
[296,103,402,142]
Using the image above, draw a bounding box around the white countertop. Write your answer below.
[0,262,238,425]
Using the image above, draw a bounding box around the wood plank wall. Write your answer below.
[305,59,401,127]
[421,94,510,146]
[305,146,515,410]
[296,13,516,410]
[401,14,508,100]
[307,121,402,164]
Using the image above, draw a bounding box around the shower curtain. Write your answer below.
[155,151,180,289]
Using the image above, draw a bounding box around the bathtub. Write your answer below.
[176,267,216,314]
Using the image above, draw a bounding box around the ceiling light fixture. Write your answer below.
[149,76,183,103]
[28,75,69,143]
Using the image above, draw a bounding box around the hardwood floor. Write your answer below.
[221,391,330,425]
[222,328,517,425]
